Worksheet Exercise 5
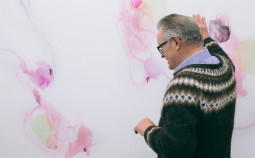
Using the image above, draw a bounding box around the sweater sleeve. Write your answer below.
[204,37,230,60]
[143,86,200,157]
[204,37,235,70]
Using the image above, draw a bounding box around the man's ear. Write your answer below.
[172,36,181,50]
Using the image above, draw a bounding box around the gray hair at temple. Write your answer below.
[157,14,203,46]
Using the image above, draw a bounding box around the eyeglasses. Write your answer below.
[157,37,181,54]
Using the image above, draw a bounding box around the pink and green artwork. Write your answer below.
[0,0,93,157]
[118,0,170,85]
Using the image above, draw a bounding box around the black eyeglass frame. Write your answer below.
[157,37,181,55]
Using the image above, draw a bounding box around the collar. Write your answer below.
[174,48,211,72]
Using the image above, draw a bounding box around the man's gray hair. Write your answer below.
[157,14,203,46]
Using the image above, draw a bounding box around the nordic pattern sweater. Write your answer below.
[144,37,236,158]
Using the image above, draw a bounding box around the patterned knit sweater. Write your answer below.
[144,37,236,158]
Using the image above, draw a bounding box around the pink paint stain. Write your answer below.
[209,18,230,43]
[119,0,170,85]
[132,0,143,8]
[66,125,93,157]
[234,122,255,130]
[21,61,54,89]
[234,67,247,96]
[144,56,165,79]
[209,14,247,97]
[24,89,93,157]
[0,48,54,89]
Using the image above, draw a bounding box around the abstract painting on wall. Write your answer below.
[0,0,93,157]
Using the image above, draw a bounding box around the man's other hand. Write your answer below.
[134,118,155,136]
[193,14,209,39]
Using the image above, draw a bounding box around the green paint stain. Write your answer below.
[232,37,255,74]
[144,0,168,24]
[242,37,255,74]
[30,114,52,144]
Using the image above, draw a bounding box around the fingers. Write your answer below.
[134,126,138,134]
[193,13,209,39]
[134,118,155,136]
[202,16,206,25]
[193,14,203,25]
[197,14,202,24]
[193,14,198,24]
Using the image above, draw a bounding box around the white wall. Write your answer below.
[0,0,255,158]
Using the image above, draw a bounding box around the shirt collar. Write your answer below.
[174,48,211,72]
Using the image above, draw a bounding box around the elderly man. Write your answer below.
[134,14,236,158]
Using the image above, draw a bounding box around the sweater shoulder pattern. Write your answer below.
[163,40,236,114]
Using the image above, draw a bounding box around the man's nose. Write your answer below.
[161,54,165,58]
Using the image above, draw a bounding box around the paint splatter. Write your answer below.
[234,68,247,97]
[30,114,54,145]
[209,14,247,97]
[234,122,255,130]
[24,89,93,157]
[66,124,93,157]
[0,49,54,89]
[209,18,230,43]
[144,56,165,79]
[143,0,168,24]
[132,0,143,8]
[231,37,255,75]
[21,61,54,89]
[118,0,169,85]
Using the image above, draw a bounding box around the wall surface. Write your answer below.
[0,0,255,158]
